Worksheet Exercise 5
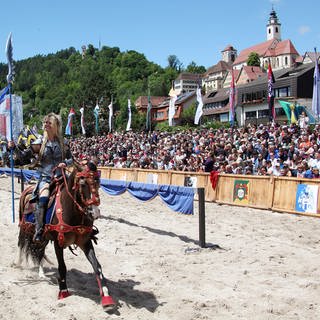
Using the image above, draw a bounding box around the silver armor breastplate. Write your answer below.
[38,140,63,177]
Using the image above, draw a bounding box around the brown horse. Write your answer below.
[17,162,116,310]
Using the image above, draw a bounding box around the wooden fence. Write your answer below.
[99,167,320,218]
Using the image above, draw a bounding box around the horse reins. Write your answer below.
[45,165,100,247]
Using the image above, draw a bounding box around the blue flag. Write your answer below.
[0,85,9,104]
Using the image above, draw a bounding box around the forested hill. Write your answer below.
[0,44,205,134]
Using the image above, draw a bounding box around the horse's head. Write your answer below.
[73,161,101,220]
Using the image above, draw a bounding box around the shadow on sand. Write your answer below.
[103,215,223,250]
[44,268,161,314]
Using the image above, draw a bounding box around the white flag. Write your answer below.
[194,87,203,125]
[168,88,177,126]
[108,101,113,132]
[312,50,320,120]
[126,98,132,131]
[79,107,86,135]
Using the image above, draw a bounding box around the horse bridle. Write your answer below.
[74,167,101,208]
[58,164,101,215]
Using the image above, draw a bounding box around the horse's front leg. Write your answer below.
[54,240,71,299]
[81,240,116,310]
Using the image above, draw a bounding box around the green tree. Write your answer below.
[179,103,196,126]
[185,61,206,74]
[6,42,207,133]
[167,55,183,71]
[247,52,261,67]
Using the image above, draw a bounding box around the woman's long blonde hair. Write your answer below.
[31,113,65,167]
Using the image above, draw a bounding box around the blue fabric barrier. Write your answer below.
[101,179,194,214]
[0,167,39,182]
[0,168,195,215]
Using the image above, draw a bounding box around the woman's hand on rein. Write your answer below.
[58,162,67,169]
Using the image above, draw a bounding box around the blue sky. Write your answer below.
[0,0,319,69]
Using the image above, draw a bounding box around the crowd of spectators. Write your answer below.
[1,112,319,179]
[67,119,320,179]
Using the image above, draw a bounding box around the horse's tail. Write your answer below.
[18,186,47,266]
[18,229,47,266]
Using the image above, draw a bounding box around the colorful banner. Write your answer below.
[295,184,318,214]
[65,107,75,135]
[233,179,250,204]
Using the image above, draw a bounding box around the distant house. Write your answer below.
[233,38,299,71]
[202,60,232,93]
[302,51,320,64]
[135,96,167,113]
[202,45,236,93]
[223,66,264,88]
[202,88,230,123]
[174,73,202,94]
[236,62,315,126]
[202,63,316,126]
[152,91,197,125]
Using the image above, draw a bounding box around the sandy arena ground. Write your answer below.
[0,175,320,320]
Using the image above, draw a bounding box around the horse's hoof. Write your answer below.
[58,290,71,299]
[101,295,116,310]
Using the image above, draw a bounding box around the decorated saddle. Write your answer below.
[20,186,56,225]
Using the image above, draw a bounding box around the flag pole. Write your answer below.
[110,95,113,133]
[8,82,14,223]
[315,47,319,124]
[6,33,15,223]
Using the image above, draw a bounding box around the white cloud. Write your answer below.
[298,26,311,35]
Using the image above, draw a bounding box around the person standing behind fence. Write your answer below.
[298,111,309,130]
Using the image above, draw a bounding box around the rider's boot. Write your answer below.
[33,200,47,243]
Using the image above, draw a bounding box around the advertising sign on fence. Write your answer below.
[233,179,250,204]
[295,184,319,214]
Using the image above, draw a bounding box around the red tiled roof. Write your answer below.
[203,88,229,104]
[233,39,277,65]
[205,60,231,76]
[135,96,167,109]
[222,44,236,52]
[303,52,320,63]
[176,72,203,80]
[274,39,299,56]
[233,39,300,65]
[240,66,264,81]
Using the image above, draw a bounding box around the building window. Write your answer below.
[275,108,286,117]
[268,28,271,34]
[276,27,278,33]
[258,109,269,118]
[245,111,257,119]
[285,56,288,65]
[155,112,164,119]
[275,87,291,97]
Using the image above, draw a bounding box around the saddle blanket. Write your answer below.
[24,203,55,225]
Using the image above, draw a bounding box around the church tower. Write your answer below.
[266,7,281,41]
[221,45,237,64]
